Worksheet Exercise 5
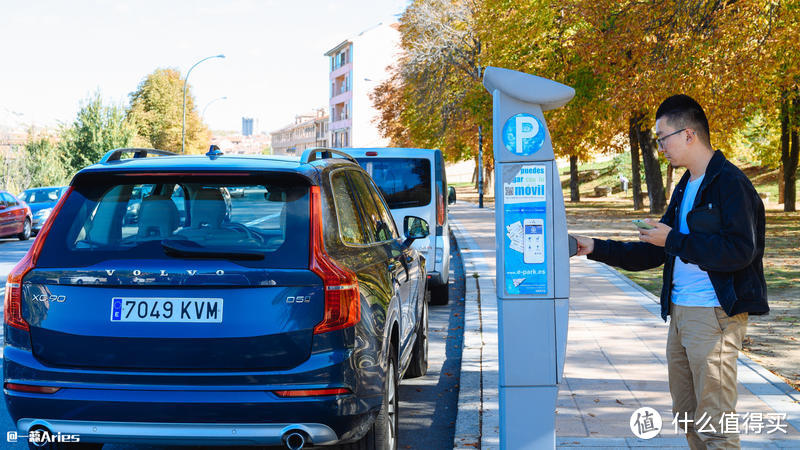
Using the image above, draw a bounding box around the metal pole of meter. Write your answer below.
[483,67,575,449]
[478,125,484,208]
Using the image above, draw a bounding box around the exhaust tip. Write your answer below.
[282,430,308,450]
[28,424,54,447]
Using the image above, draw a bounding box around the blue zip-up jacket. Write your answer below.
[588,150,768,321]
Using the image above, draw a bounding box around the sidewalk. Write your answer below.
[449,201,800,449]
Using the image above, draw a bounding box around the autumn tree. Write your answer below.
[373,0,493,190]
[476,0,611,202]
[569,0,778,213]
[127,68,210,154]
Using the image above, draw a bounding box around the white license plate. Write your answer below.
[110,298,223,323]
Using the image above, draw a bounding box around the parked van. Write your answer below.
[340,148,453,304]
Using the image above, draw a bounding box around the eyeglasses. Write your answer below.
[656,128,686,149]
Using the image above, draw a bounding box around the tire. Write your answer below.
[405,300,428,378]
[429,281,449,306]
[340,346,399,450]
[18,218,31,241]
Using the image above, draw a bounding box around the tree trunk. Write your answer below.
[569,154,580,202]
[472,153,479,189]
[629,116,643,210]
[665,165,674,200]
[635,116,667,214]
[780,95,797,211]
[786,128,799,212]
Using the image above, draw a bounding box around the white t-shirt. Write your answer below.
[671,174,721,308]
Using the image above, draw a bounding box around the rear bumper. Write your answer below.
[6,387,374,445]
[15,419,338,446]
[3,334,383,445]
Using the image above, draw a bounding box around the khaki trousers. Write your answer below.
[667,303,748,450]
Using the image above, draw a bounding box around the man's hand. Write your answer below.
[573,235,594,256]
[638,219,671,247]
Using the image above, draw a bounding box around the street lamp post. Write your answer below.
[201,96,227,121]
[182,54,225,153]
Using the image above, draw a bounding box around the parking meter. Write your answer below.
[483,67,575,449]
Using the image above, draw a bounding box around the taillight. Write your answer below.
[437,187,445,227]
[4,383,60,394]
[4,187,73,332]
[273,388,351,397]
[309,186,360,334]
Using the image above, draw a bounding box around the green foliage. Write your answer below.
[127,68,210,154]
[730,111,781,168]
[59,91,134,173]
[24,137,70,188]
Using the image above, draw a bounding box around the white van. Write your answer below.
[340,148,453,304]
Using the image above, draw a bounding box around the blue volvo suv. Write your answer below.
[3,147,430,449]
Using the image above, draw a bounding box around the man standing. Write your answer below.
[574,94,768,449]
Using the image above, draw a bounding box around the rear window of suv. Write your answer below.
[356,158,431,209]
[37,173,310,269]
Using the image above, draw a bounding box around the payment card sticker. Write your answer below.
[503,164,548,296]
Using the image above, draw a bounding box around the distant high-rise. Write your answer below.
[242,117,254,136]
[324,22,399,148]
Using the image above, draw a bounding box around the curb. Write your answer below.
[451,203,500,449]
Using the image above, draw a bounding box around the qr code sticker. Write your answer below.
[504,187,514,196]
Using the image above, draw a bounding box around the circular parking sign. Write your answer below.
[502,113,546,155]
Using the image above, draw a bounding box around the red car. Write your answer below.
[0,190,32,240]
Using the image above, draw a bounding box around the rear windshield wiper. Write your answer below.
[161,239,265,260]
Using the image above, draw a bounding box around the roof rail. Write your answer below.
[99,148,178,164]
[300,147,359,165]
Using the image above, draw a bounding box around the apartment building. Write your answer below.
[324,22,400,148]
[269,108,330,156]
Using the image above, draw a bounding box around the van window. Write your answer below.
[36,173,310,269]
[357,158,431,209]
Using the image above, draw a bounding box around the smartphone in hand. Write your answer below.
[632,219,655,230]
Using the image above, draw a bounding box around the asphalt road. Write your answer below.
[0,226,465,449]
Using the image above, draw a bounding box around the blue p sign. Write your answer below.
[502,113,546,156]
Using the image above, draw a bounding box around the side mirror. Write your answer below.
[448,186,457,205]
[402,216,429,247]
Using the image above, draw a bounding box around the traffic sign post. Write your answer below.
[483,67,575,449]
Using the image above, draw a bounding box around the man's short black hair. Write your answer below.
[655,94,711,148]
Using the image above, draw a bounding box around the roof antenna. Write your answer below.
[206,145,224,160]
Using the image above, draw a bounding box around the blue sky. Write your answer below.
[0,0,408,133]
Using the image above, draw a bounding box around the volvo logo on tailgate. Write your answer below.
[110,298,223,323]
